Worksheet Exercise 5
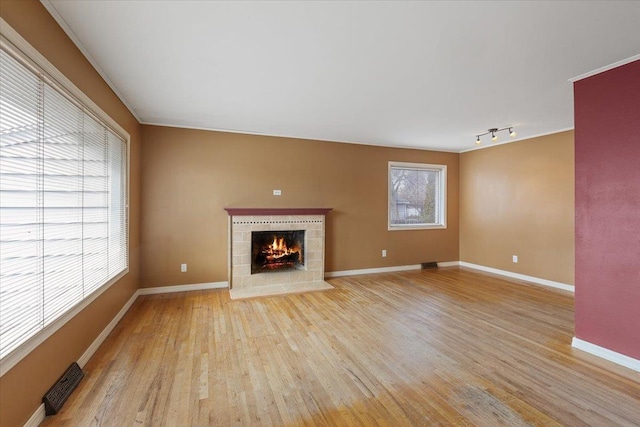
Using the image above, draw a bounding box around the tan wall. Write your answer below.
[460,131,575,285]
[140,125,459,287]
[0,2,141,427]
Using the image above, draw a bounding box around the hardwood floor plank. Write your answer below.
[41,268,639,426]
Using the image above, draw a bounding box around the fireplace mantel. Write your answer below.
[224,207,332,216]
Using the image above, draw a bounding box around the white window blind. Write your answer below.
[0,47,128,361]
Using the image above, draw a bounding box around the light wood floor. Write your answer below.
[42,268,640,426]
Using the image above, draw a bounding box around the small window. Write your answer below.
[388,161,446,230]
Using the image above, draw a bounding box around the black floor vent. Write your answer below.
[421,262,439,269]
[43,362,84,416]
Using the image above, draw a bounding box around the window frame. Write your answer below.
[388,161,447,231]
[0,19,130,377]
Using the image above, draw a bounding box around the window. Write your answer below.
[388,161,446,230]
[0,34,128,366]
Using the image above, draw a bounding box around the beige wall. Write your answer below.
[0,2,141,427]
[460,131,575,285]
[140,125,459,287]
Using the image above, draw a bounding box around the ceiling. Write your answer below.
[42,1,640,153]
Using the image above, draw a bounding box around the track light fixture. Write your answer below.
[475,126,516,145]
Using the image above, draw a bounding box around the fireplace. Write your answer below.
[251,230,305,274]
[224,207,333,299]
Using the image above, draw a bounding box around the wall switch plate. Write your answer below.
[273,189,281,196]
[382,249,387,257]
[181,263,187,272]
[512,255,518,263]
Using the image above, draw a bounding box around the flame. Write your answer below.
[263,236,298,261]
[272,237,286,251]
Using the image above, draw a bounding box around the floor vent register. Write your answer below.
[421,262,439,269]
[43,362,85,415]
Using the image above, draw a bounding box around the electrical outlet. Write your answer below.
[382,249,387,257]
[512,255,518,263]
[181,263,187,272]
[273,189,281,196]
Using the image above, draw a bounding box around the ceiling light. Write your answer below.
[474,126,517,145]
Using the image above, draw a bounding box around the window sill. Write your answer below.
[388,224,447,231]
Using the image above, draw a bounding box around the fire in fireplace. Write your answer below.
[251,230,305,274]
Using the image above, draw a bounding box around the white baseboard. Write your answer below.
[437,261,460,267]
[77,291,139,368]
[23,403,45,427]
[325,261,460,278]
[137,281,228,295]
[325,264,421,278]
[572,337,640,372]
[459,261,574,292]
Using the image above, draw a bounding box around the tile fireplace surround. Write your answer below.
[224,208,334,299]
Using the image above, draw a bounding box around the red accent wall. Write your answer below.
[574,59,640,359]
